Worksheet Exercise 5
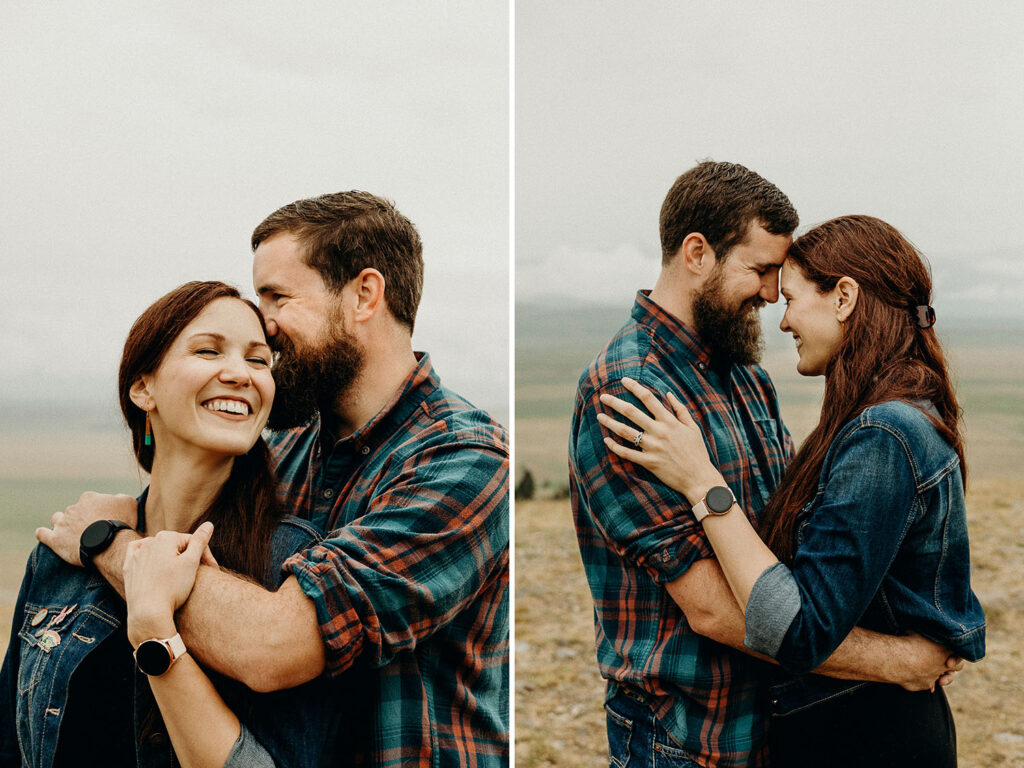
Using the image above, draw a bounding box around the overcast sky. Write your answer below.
[516,1,1024,322]
[1,2,509,420]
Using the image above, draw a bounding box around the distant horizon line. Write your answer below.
[514,296,1024,321]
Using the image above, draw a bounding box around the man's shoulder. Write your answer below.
[414,383,508,455]
[575,313,669,400]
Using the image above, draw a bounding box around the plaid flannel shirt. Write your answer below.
[569,291,793,768]
[271,353,509,768]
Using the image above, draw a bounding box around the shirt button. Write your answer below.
[149,732,167,745]
[360,446,370,455]
[697,361,707,372]
[322,488,334,499]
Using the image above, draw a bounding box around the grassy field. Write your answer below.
[0,412,143,651]
[515,305,1024,767]
[516,476,1024,768]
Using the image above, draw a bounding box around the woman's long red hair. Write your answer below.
[758,216,966,562]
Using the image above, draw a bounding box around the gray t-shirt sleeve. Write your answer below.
[222,724,276,768]
[744,561,801,657]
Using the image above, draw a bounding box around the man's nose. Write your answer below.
[760,275,780,304]
[258,301,279,337]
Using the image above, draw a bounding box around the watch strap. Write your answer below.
[164,633,187,661]
[692,498,713,523]
[692,486,737,523]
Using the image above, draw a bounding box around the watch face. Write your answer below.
[136,640,172,676]
[705,486,735,515]
[80,520,112,551]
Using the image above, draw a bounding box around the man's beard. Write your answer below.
[692,266,765,368]
[267,328,364,431]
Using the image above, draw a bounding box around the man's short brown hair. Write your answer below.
[252,191,424,332]
[659,161,798,265]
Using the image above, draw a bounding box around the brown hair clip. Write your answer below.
[915,305,936,328]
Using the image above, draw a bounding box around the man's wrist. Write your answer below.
[93,528,139,579]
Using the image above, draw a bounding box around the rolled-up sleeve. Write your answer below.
[744,562,801,657]
[746,423,917,673]
[572,378,714,584]
[222,724,275,768]
[283,435,509,675]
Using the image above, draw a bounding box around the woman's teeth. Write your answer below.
[203,399,250,415]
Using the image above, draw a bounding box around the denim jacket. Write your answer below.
[0,496,334,768]
[743,400,986,717]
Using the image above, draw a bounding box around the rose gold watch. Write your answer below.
[692,485,737,523]
[134,632,187,676]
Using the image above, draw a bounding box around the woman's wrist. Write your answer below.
[684,471,728,506]
[127,609,177,648]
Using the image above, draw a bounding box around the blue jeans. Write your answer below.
[605,688,702,768]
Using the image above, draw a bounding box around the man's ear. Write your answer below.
[129,377,153,412]
[679,233,716,277]
[351,268,386,322]
[835,276,860,322]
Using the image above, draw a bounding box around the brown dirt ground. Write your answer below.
[514,473,1024,767]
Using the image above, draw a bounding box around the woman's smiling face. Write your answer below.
[779,261,845,377]
[134,297,275,458]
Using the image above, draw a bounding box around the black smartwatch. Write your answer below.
[79,520,133,569]
[692,486,737,523]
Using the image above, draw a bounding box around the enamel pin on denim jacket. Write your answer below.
[0,494,331,768]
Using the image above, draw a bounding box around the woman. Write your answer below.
[1,281,333,767]
[598,216,985,766]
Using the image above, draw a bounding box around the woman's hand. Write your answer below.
[597,377,725,503]
[124,523,215,646]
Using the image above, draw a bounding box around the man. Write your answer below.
[568,161,955,767]
[40,191,510,767]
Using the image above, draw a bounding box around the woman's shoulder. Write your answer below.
[18,542,105,604]
[835,400,957,478]
[851,400,947,446]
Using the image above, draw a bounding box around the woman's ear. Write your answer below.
[129,377,153,412]
[835,276,860,323]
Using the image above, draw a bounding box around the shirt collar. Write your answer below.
[318,351,441,454]
[632,290,714,371]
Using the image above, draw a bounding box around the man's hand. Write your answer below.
[895,633,965,692]
[35,491,138,566]
[938,653,965,688]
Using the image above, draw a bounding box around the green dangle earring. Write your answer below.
[144,411,152,446]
